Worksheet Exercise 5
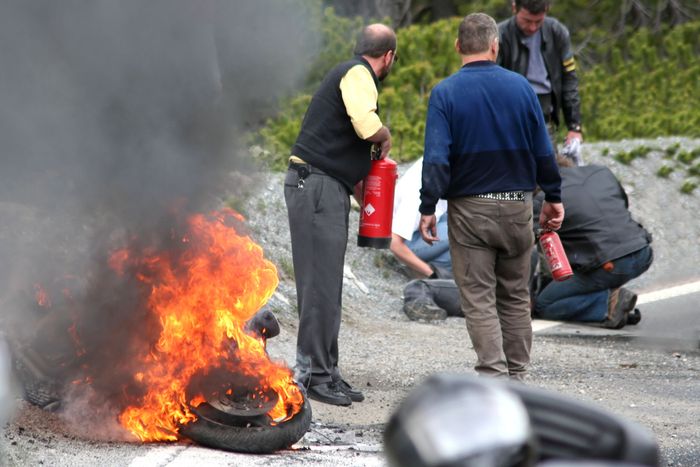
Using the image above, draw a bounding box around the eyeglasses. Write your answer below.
[389,50,398,63]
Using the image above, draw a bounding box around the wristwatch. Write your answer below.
[569,123,582,133]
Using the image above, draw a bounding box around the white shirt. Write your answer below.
[392,157,448,241]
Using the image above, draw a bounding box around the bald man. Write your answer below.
[285,24,397,406]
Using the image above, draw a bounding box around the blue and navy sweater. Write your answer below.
[419,61,561,215]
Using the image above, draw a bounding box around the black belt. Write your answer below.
[288,161,329,189]
[289,161,327,175]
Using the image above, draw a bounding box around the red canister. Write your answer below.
[539,230,574,281]
[358,158,398,249]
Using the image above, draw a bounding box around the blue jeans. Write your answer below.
[405,214,451,271]
[534,245,653,322]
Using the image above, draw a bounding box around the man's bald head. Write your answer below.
[354,23,397,58]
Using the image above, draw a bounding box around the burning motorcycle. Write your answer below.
[9,297,311,454]
[5,208,311,453]
[178,307,312,454]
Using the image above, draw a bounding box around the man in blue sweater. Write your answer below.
[419,13,564,381]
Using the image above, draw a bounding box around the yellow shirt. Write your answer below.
[339,64,383,140]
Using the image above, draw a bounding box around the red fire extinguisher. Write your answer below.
[539,230,574,281]
[358,157,398,249]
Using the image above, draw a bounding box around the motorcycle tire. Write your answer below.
[179,398,312,454]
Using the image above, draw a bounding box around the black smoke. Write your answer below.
[0,0,317,439]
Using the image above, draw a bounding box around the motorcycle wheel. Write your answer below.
[179,398,312,454]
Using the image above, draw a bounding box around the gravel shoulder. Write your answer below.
[1,137,699,466]
[248,136,700,465]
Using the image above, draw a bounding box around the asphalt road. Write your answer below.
[538,280,700,349]
[635,286,700,350]
[2,278,699,467]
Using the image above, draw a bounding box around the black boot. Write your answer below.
[602,288,637,329]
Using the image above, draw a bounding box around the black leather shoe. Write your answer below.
[307,382,352,406]
[336,378,365,402]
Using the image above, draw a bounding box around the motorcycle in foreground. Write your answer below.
[384,373,659,467]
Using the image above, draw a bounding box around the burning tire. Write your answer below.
[179,397,312,454]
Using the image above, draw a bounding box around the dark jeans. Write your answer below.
[534,245,653,321]
[284,166,349,386]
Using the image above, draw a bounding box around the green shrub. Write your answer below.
[688,163,700,177]
[626,143,700,193]
[665,143,680,157]
[656,165,674,178]
[614,151,634,165]
[680,179,698,194]
[257,9,700,169]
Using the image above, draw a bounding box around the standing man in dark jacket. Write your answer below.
[419,13,563,381]
[285,24,396,406]
[498,0,582,150]
[533,158,653,328]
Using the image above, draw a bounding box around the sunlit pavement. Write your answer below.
[534,279,700,350]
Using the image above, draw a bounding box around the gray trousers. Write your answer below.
[284,166,350,386]
[448,196,534,380]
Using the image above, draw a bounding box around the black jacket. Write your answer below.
[534,165,652,272]
[497,16,581,132]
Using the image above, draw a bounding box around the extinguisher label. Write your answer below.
[365,176,381,195]
[364,203,376,216]
[541,237,562,271]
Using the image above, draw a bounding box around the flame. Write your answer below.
[112,208,303,441]
[34,283,51,308]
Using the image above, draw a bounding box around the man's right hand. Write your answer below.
[539,201,565,231]
[419,214,438,245]
[377,136,392,159]
[367,125,392,159]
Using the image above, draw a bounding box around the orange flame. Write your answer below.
[34,283,51,308]
[114,208,303,441]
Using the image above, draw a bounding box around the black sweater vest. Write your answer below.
[291,57,379,192]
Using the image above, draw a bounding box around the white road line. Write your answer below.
[532,319,561,331]
[637,279,700,305]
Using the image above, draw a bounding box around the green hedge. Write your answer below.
[255,13,462,169]
[582,21,700,140]
[256,9,700,169]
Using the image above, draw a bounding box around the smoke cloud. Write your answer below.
[0,0,317,439]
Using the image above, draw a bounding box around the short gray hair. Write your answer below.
[457,13,498,55]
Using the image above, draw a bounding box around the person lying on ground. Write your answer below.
[390,157,451,279]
